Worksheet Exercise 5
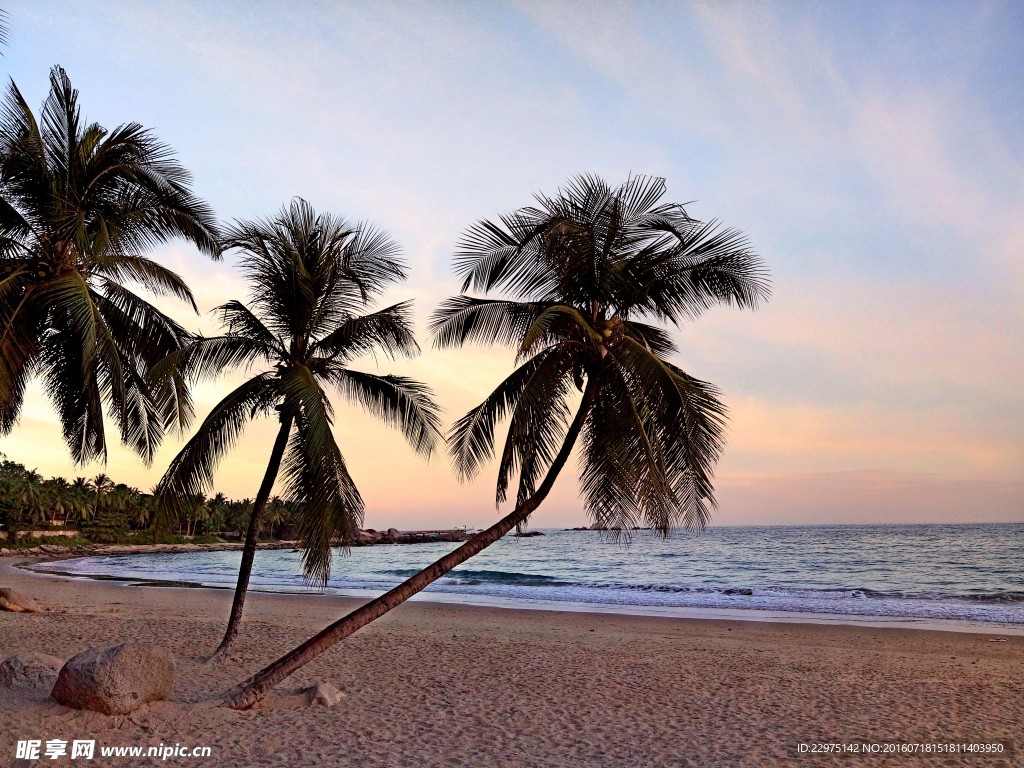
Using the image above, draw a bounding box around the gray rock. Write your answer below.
[51,643,175,715]
[0,587,43,613]
[0,652,64,691]
[303,681,345,707]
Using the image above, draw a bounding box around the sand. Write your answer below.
[1,556,1021,767]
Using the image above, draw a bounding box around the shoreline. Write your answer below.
[16,554,1024,637]
[0,529,472,561]
[2,556,1022,766]
[16,548,1024,638]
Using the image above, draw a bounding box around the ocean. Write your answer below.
[34,523,1024,630]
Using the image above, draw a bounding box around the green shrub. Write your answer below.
[124,530,181,545]
[2,533,89,548]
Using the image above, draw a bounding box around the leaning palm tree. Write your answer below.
[154,198,443,658]
[0,66,220,464]
[222,174,770,709]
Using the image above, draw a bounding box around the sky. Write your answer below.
[1,0,1022,529]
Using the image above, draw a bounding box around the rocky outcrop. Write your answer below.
[0,652,64,691]
[51,643,175,715]
[355,529,383,545]
[0,587,43,612]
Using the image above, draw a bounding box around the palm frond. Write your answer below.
[608,337,728,531]
[620,319,678,357]
[313,301,419,362]
[215,300,285,358]
[447,347,560,483]
[277,365,363,585]
[631,219,770,321]
[518,304,602,360]
[93,255,198,310]
[329,369,443,457]
[429,295,546,350]
[494,347,574,509]
[153,373,279,530]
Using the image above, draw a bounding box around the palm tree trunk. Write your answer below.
[211,410,294,660]
[222,380,598,709]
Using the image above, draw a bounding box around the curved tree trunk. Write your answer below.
[222,381,598,709]
[210,410,294,661]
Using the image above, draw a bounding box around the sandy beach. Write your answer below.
[1,556,1021,767]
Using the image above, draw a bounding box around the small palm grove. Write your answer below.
[1,65,768,709]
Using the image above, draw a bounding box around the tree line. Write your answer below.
[0,455,299,543]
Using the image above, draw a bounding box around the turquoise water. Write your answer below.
[37,523,1024,627]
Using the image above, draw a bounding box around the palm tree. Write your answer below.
[221,174,770,709]
[43,476,74,526]
[155,198,443,658]
[89,473,114,519]
[69,477,92,523]
[0,66,219,464]
[13,468,46,527]
[206,491,229,535]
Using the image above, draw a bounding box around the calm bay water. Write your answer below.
[36,523,1024,628]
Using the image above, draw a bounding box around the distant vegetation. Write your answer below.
[0,455,297,545]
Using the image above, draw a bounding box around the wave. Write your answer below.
[382,568,570,587]
[374,568,1024,605]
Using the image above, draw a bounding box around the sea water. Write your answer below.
[34,523,1024,629]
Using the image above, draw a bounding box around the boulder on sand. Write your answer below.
[51,643,175,715]
[0,587,43,613]
[0,652,64,691]
[303,681,345,707]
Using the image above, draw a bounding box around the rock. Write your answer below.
[513,531,545,537]
[302,681,345,707]
[723,588,753,596]
[0,652,64,691]
[0,587,43,613]
[355,529,384,545]
[385,528,401,542]
[51,643,175,715]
